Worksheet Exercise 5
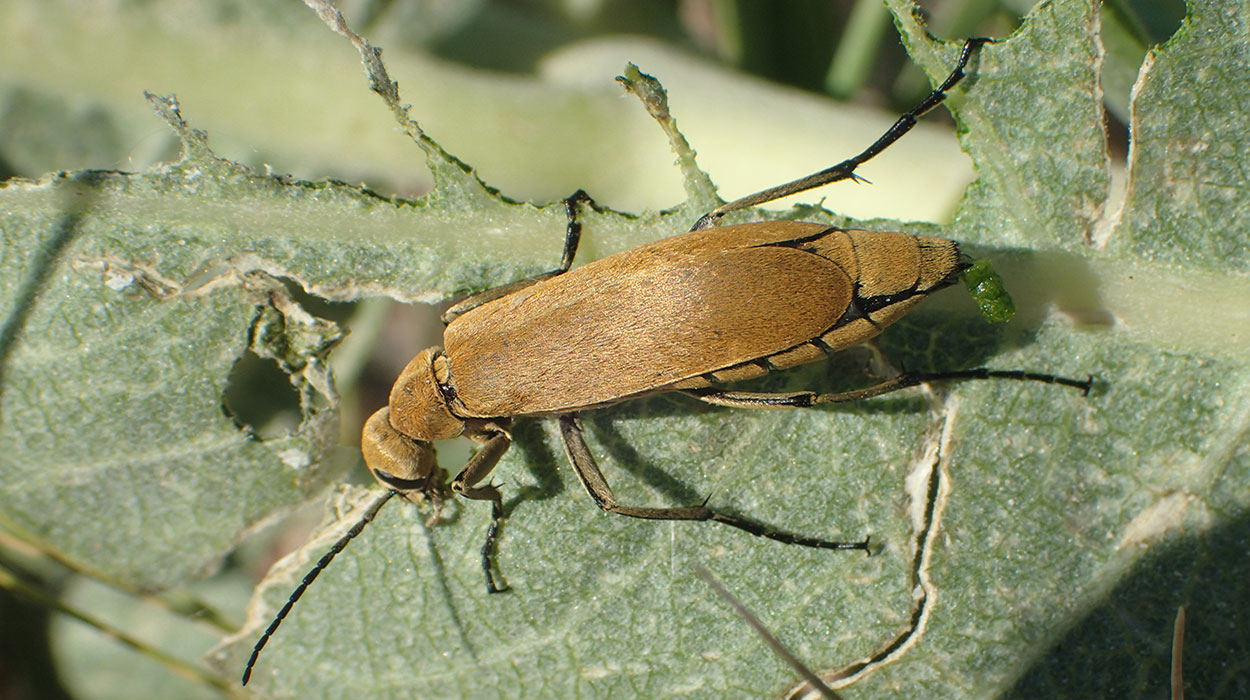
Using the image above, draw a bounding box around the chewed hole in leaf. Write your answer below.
[222,350,302,439]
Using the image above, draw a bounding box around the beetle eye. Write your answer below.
[371,469,430,491]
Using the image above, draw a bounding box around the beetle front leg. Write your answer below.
[441,190,596,324]
[557,414,869,552]
[449,421,514,593]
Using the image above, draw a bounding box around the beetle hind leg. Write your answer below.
[557,414,870,553]
[680,367,1093,409]
[691,38,990,230]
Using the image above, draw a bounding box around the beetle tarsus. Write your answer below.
[559,189,595,272]
[901,368,1096,395]
[709,511,872,553]
[482,497,511,594]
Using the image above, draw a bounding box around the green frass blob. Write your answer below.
[962,259,1016,323]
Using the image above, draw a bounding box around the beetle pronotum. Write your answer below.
[242,38,1092,684]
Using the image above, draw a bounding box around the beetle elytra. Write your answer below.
[242,38,1092,685]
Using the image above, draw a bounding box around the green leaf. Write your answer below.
[2,0,1248,699]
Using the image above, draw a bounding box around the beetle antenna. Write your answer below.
[241,489,398,686]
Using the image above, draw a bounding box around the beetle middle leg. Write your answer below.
[442,190,595,324]
[557,414,871,552]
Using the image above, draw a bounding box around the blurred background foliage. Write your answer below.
[0,1,1185,699]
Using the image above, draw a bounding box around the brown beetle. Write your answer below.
[366,218,964,569]
[242,39,1091,684]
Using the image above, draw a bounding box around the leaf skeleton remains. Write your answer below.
[242,38,1094,684]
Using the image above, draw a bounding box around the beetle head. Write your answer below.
[361,406,441,491]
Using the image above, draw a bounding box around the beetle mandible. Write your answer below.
[242,38,1092,684]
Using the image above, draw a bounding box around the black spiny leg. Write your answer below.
[557,414,870,553]
[442,189,597,324]
[681,368,1094,409]
[448,423,514,593]
[692,38,990,230]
